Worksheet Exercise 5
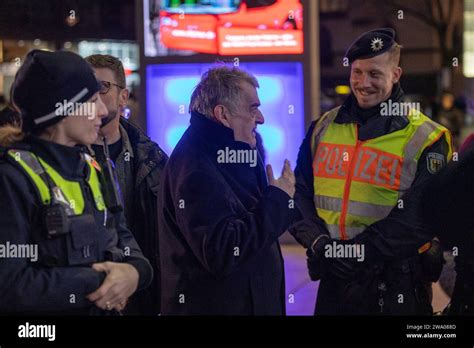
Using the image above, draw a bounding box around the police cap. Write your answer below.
[345,28,397,64]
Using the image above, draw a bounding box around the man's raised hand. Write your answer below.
[266,159,296,198]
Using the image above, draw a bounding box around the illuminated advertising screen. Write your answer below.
[146,62,305,169]
[144,0,304,57]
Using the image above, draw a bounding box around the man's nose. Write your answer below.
[256,111,264,125]
[359,74,371,87]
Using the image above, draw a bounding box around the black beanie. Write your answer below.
[12,49,101,132]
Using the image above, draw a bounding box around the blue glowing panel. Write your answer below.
[146,62,304,170]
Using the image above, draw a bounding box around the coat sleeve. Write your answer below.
[0,164,105,313]
[293,121,318,219]
[420,142,474,251]
[289,121,332,249]
[113,211,154,291]
[353,134,452,262]
[174,169,294,277]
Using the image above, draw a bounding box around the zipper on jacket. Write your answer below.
[339,125,361,240]
[378,281,387,313]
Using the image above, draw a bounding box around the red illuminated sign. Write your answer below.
[158,0,303,56]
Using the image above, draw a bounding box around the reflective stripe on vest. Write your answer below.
[326,224,365,240]
[8,149,106,213]
[311,108,452,240]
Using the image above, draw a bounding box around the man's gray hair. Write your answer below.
[189,66,259,118]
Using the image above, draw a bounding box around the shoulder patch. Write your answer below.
[427,152,445,174]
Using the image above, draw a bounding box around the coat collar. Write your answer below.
[189,111,267,195]
[189,111,252,151]
[119,117,168,188]
[22,135,87,179]
[119,123,134,159]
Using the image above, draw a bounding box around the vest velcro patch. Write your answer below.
[313,142,402,190]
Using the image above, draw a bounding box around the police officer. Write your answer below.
[421,139,474,314]
[290,28,452,315]
[0,50,153,315]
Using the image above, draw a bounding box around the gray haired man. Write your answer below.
[158,66,297,315]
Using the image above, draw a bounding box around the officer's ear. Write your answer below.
[392,66,402,84]
[213,104,231,128]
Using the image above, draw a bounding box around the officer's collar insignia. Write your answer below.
[84,153,101,172]
[427,152,445,174]
[371,37,384,52]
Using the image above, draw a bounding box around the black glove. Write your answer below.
[420,238,445,282]
[288,218,329,249]
[327,257,360,281]
[307,248,324,280]
[306,237,362,282]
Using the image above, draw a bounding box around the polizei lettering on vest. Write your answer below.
[313,143,401,189]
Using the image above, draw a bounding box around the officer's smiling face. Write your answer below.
[350,52,402,109]
[60,92,108,146]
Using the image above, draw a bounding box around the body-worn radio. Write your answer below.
[36,164,74,239]
[43,202,70,238]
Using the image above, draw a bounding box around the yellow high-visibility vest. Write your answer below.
[311,107,452,240]
[8,149,106,214]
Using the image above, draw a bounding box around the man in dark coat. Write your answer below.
[86,55,168,315]
[158,66,296,315]
[421,144,474,314]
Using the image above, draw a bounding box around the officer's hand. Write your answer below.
[289,219,330,249]
[114,298,128,312]
[420,238,445,282]
[327,257,359,281]
[308,253,359,282]
[306,248,326,280]
[307,237,361,282]
[306,235,331,280]
[266,159,295,198]
[86,261,139,311]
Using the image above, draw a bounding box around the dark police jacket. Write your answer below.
[158,111,294,315]
[0,136,153,315]
[293,87,451,315]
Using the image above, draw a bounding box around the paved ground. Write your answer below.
[281,243,451,315]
